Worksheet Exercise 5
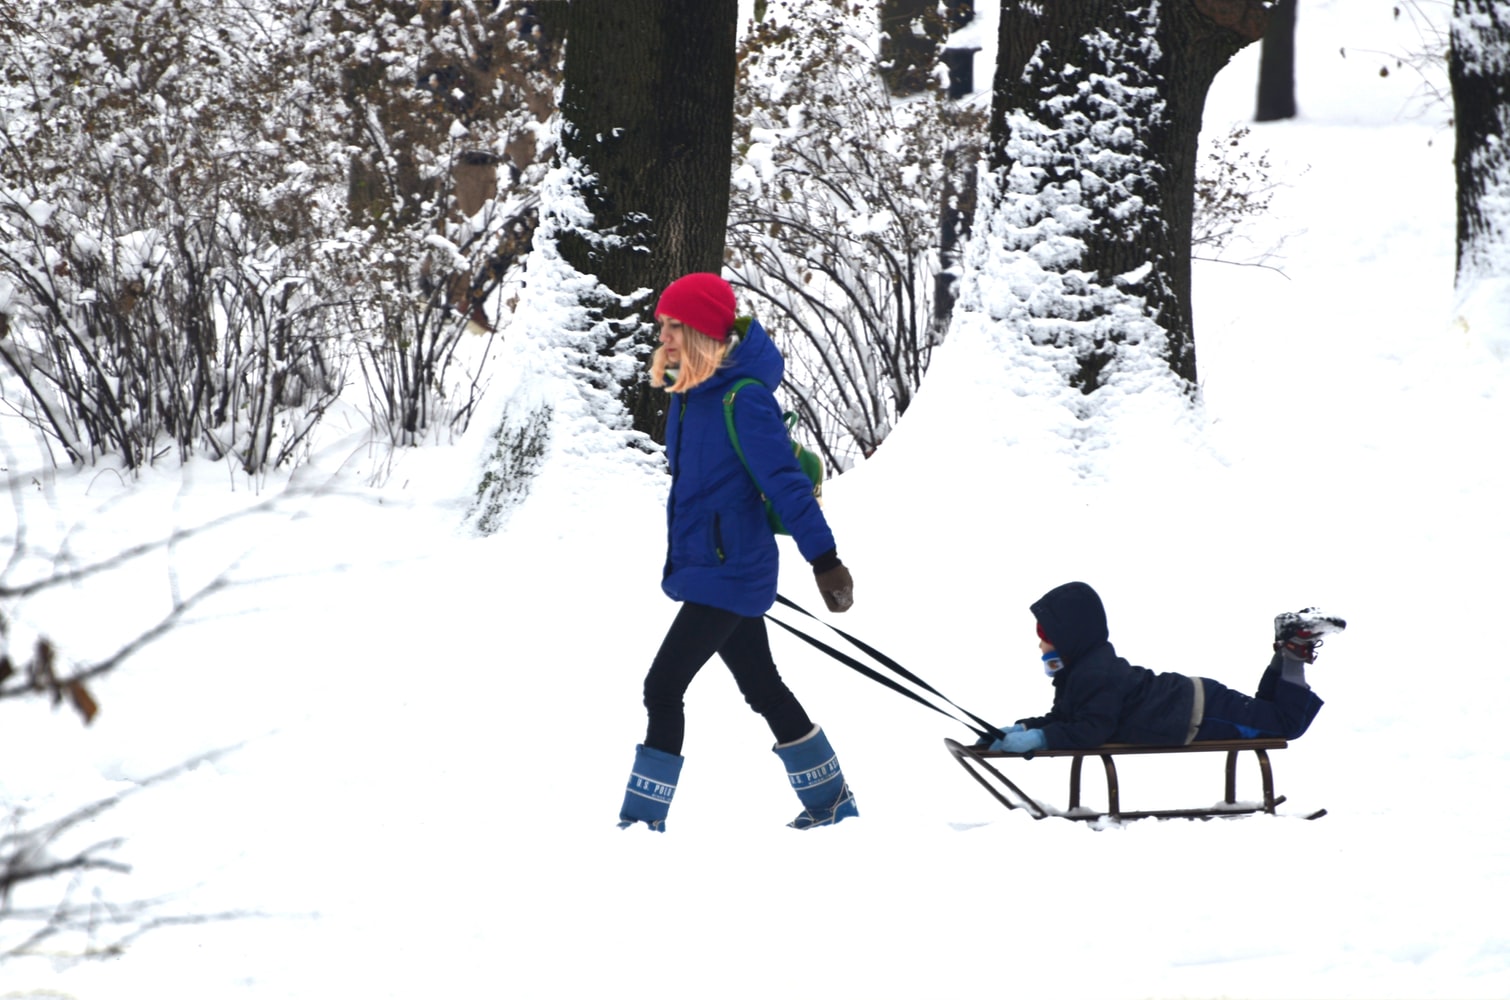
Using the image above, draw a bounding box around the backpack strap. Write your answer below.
[722,377,768,499]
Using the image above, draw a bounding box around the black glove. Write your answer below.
[814,561,853,613]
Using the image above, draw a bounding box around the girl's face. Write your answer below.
[1039,638,1055,655]
[657,316,686,364]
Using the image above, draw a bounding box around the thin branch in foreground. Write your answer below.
[0,745,283,967]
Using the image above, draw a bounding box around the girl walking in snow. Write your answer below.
[988,581,1345,754]
[616,272,858,832]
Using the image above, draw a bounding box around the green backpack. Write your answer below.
[721,377,823,536]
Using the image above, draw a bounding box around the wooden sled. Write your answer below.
[944,736,1326,822]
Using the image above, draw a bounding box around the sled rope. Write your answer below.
[766,594,1000,742]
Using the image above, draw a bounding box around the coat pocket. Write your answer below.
[669,511,727,569]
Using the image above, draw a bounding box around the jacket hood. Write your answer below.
[1030,581,1110,665]
[700,317,783,394]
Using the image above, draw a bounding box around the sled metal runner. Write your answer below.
[944,737,1326,822]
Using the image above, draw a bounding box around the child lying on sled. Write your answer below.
[986,581,1347,754]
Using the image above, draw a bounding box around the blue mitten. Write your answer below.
[990,728,1047,754]
[976,723,1024,748]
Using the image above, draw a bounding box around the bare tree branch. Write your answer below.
[1,747,262,966]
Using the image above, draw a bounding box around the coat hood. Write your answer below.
[1030,581,1110,666]
[702,317,782,395]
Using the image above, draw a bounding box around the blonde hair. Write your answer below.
[651,324,730,393]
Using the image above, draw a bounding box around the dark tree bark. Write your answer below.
[1254,0,1298,121]
[1450,0,1510,285]
[556,0,739,439]
[987,0,1268,388]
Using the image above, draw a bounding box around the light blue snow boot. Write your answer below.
[617,744,683,832]
[773,725,859,830]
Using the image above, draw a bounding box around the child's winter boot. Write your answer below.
[1272,608,1347,663]
[773,725,859,830]
[617,744,683,832]
[1258,608,1347,700]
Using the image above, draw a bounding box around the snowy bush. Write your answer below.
[0,0,353,471]
[329,1,560,446]
[0,1,561,468]
[1193,125,1279,260]
[0,0,357,471]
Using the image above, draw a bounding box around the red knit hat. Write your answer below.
[1036,621,1050,642]
[656,273,736,341]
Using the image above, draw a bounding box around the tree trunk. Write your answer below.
[985,0,1268,389]
[1254,0,1298,121]
[556,0,738,439]
[1450,0,1510,285]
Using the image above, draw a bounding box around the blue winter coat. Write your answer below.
[660,319,836,618]
[1018,582,1196,748]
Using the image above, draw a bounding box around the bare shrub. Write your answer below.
[729,0,985,469]
[0,0,352,472]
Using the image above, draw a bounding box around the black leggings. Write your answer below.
[642,602,814,756]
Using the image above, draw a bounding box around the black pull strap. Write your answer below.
[767,594,1000,742]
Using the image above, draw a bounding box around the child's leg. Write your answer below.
[1194,672,1324,741]
[1254,651,1288,701]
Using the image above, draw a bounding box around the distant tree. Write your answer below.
[554,0,740,440]
[980,0,1270,391]
[1255,0,1299,121]
[1449,0,1510,313]
[878,0,950,95]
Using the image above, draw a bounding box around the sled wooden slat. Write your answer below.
[944,736,1325,822]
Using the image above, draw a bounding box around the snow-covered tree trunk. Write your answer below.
[555,0,739,440]
[468,3,741,531]
[1450,0,1510,357]
[975,0,1267,392]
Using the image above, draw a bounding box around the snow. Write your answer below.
[3,1,1508,998]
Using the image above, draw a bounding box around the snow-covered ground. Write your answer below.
[4,1,1507,997]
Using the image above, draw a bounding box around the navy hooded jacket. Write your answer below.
[1019,581,1196,748]
[660,319,835,618]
